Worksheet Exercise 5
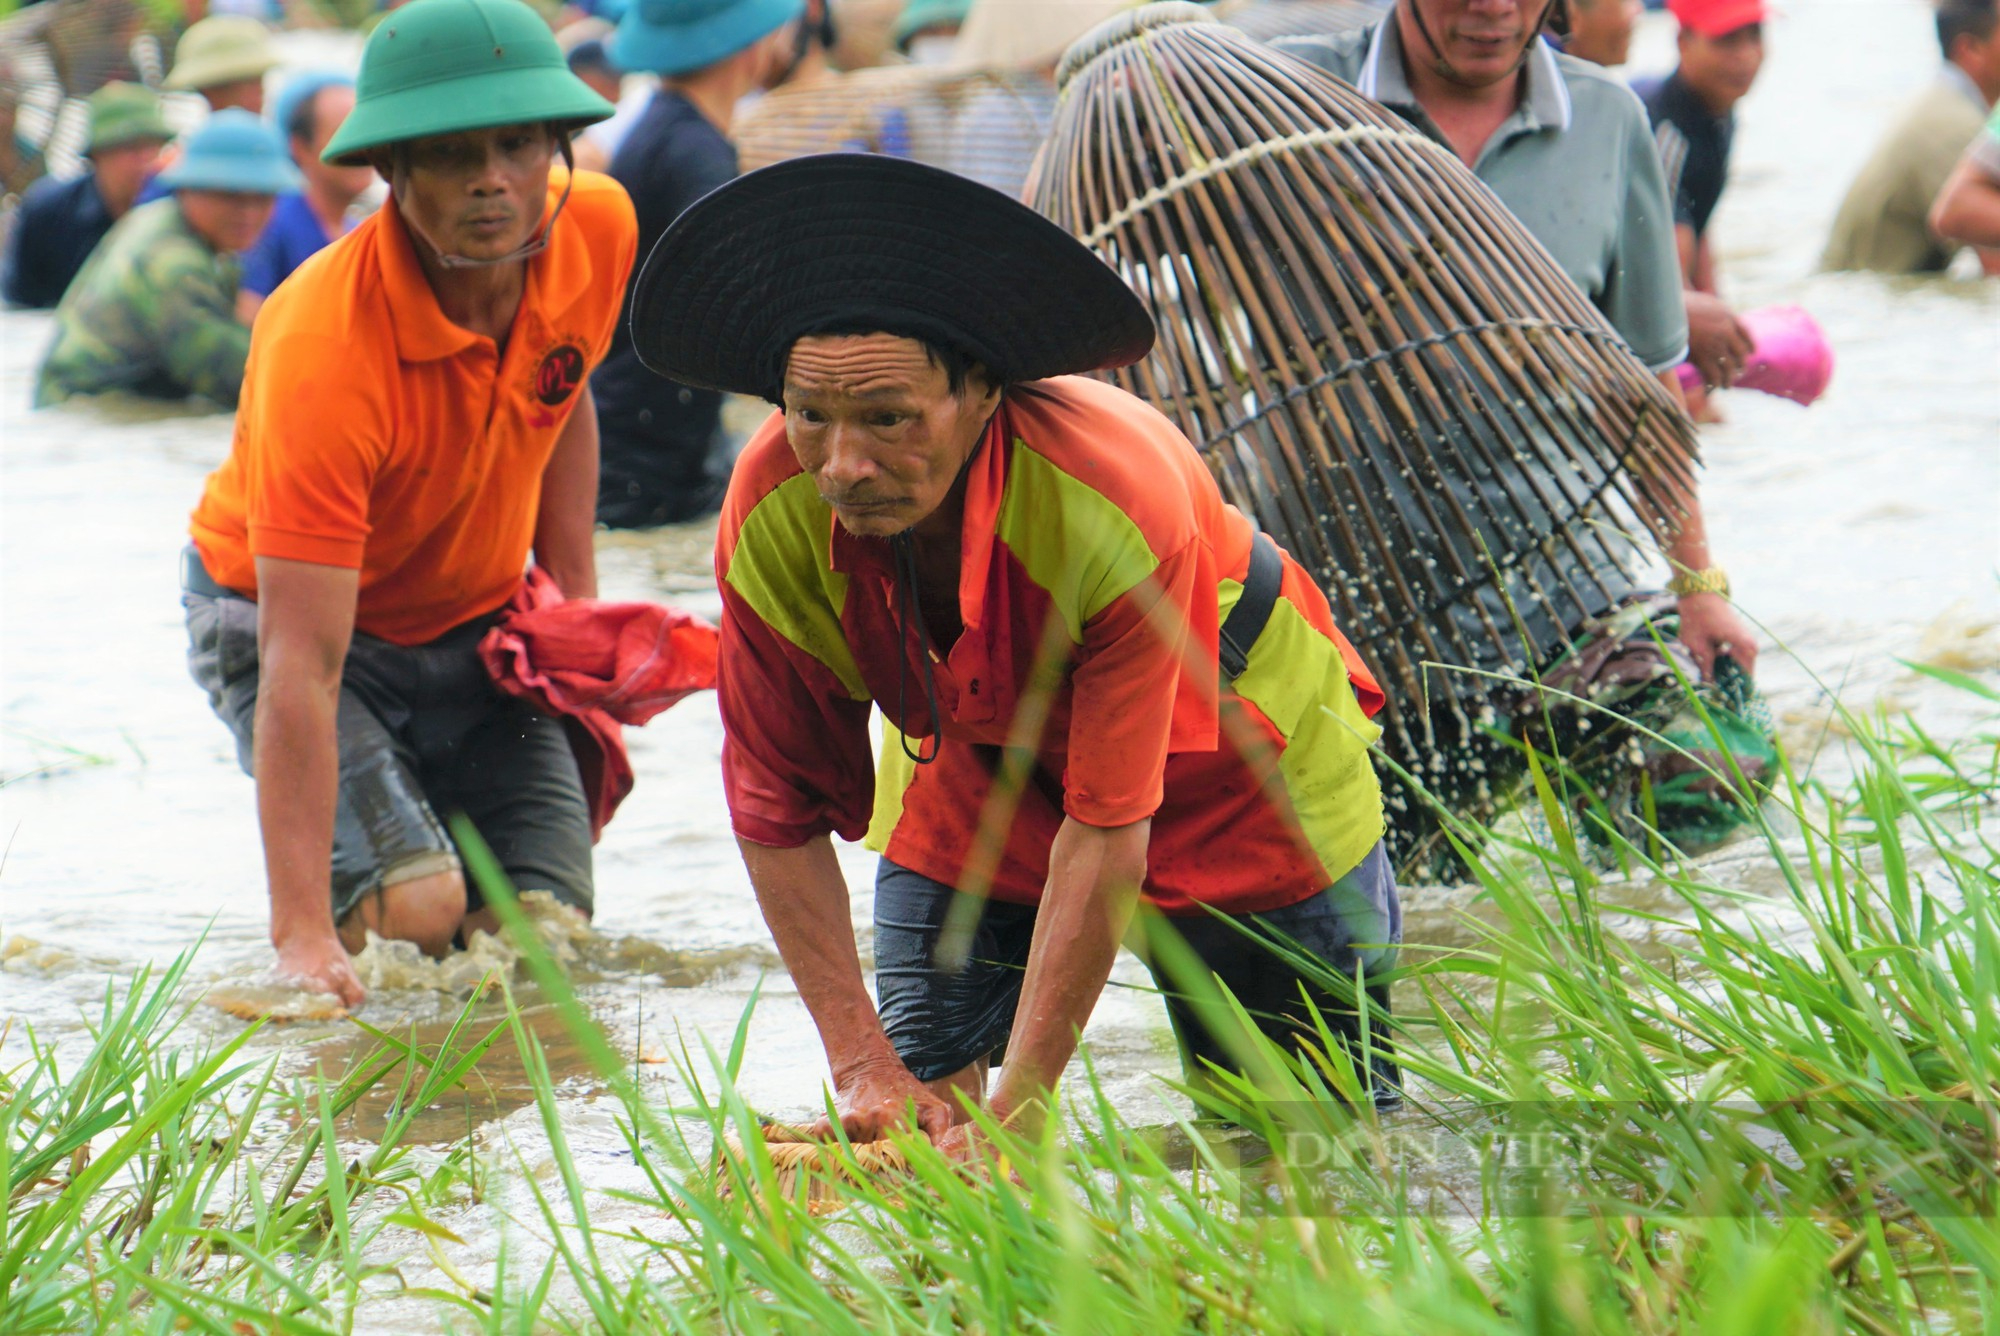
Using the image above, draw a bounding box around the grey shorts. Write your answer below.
[873,842,1402,1097]
[184,582,594,925]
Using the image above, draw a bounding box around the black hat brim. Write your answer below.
[628,153,1156,400]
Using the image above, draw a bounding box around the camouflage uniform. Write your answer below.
[34,197,250,408]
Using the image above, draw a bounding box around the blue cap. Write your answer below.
[157,108,303,195]
[612,0,803,77]
[272,69,353,143]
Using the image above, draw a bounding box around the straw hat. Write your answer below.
[321,0,615,165]
[163,16,279,92]
[86,81,172,153]
[155,108,302,194]
[628,152,1154,399]
[950,0,1139,70]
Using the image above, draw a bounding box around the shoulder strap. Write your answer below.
[1219,531,1283,680]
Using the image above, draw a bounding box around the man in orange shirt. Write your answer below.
[182,0,637,1007]
[632,156,1402,1151]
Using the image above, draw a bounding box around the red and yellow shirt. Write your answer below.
[717,376,1386,916]
[189,171,638,646]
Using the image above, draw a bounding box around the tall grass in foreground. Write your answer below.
[4,681,1998,1333]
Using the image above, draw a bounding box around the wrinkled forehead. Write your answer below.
[782,333,941,399]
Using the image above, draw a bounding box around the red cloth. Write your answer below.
[480,568,719,839]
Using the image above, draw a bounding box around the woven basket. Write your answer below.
[0,0,161,181]
[1030,3,1697,760]
[736,63,1057,199]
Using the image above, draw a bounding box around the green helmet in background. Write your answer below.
[321,0,615,166]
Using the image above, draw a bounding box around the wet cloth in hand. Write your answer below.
[478,567,719,839]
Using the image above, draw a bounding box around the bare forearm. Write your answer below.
[1665,488,1712,573]
[254,671,343,946]
[1931,162,2000,249]
[989,817,1148,1120]
[1653,369,1711,572]
[1691,236,1719,295]
[534,385,599,598]
[739,835,898,1080]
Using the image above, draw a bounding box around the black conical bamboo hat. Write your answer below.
[629,152,1155,401]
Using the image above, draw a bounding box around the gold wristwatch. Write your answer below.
[1667,565,1730,599]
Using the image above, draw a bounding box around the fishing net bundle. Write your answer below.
[1029,4,1699,803]
[736,62,1058,199]
[713,1122,914,1213]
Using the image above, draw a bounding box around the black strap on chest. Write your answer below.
[1219,531,1283,681]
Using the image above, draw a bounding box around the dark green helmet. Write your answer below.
[321,0,614,166]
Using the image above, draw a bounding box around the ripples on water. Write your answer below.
[0,0,1995,1202]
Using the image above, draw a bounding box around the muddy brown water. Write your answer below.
[2,2,1997,1320]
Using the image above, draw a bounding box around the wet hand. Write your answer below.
[1675,592,1757,681]
[273,932,366,1009]
[816,1054,958,1143]
[1685,292,1754,390]
[931,1120,998,1168]
[933,1095,1039,1172]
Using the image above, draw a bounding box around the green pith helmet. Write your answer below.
[320,0,615,166]
[163,16,279,92]
[87,82,173,153]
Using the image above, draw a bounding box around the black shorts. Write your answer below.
[184,581,594,924]
[873,842,1401,1094]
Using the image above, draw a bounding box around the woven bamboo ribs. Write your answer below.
[737,64,1057,198]
[1215,0,1389,43]
[1031,4,1698,752]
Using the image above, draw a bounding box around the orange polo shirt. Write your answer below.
[189,172,638,646]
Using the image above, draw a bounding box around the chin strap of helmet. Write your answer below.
[394,129,578,271]
[1401,0,1563,90]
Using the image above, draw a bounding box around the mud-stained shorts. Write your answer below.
[184,585,594,925]
[872,841,1401,1095]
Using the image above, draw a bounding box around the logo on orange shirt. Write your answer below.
[533,342,587,407]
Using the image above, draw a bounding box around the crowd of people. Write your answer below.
[3,0,1992,453]
[0,0,1994,1150]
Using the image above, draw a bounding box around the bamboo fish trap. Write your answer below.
[1,0,158,178]
[1215,0,1389,43]
[736,63,1057,198]
[1031,3,1698,771]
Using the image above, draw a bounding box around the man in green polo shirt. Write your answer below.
[1277,0,1769,870]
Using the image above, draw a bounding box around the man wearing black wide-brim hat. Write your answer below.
[637,153,1403,1145]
